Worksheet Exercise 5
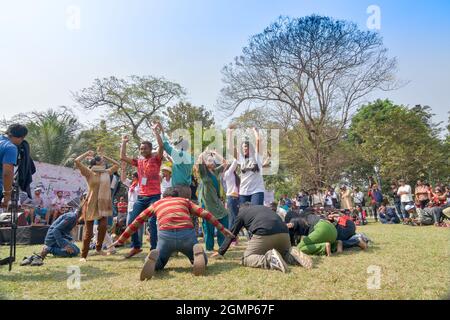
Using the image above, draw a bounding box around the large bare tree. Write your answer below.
[219,15,398,186]
[73,75,185,144]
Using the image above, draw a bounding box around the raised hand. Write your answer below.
[122,135,129,143]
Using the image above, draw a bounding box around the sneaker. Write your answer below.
[268,249,289,273]
[192,244,206,276]
[288,247,313,269]
[20,256,34,266]
[30,254,44,266]
[140,249,159,281]
[124,248,143,259]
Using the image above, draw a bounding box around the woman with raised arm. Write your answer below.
[195,149,229,254]
[74,150,119,262]
[236,127,266,206]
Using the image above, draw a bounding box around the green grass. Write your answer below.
[1,223,449,300]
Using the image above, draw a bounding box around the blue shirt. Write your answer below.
[45,211,78,248]
[0,136,18,189]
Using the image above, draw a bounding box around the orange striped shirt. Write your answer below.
[117,197,225,244]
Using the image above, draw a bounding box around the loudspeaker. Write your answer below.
[0,225,49,245]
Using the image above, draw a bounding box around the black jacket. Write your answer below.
[18,140,36,198]
[218,205,289,256]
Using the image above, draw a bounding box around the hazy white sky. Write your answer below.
[1,0,449,129]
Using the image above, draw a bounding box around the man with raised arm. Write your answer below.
[120,124,164,257]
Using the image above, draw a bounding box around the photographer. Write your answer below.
[1,124,28,209]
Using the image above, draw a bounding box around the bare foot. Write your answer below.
[358,239,368,250]
[325,242,332,257]
[79,258,87,262]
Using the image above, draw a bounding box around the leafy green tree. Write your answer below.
[73,75,185,145]
[348,99,449,187]
[13,108,80,165]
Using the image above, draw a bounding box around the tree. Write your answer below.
[219,15,397,187]
[14,108,80,165]
[348,99,449,187]
[73,75,186,144]
[64,120,124,167]
[164,102,215,133]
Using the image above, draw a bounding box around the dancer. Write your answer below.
[74,150,119,261]
[109,188,234,280]
[196,149,229,253]
[213,204,313,272]
[228,126,265,205]
[120,123,163,257]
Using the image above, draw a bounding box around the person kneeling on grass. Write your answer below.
[211,204,313,273]
[109,188,234,281]
[328,211,369,252]
[20,205,81,266]
[287,210,337,257]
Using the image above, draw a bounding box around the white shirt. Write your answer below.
[324,194,333,206]
[160,177,172,195]
[353,191,364,204]
[223,159,239,197]
[51,197,67,209]
[125,179,140,213]
[276,207,287,221]
[397,185,413,203]
[238,154,265,196]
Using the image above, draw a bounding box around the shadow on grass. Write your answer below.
[0,265,119,282]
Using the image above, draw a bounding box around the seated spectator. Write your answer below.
[50,191,68,225]
[112,196,128,239]
[378,201,400,224]
[22,187,49,225]
[352,205,368,226]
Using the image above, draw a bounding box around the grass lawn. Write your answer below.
[1,222,449,300]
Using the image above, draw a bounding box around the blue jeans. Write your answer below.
[342,234,361,248]
[45,243,80,257]
[127,194,161,249]
[394,201,403,220]
[227,196,239,228]
[202,216,229,251]
[155,228,207,271]
[239,192,264,206]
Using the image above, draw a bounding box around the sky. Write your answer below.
[0,0,449,129]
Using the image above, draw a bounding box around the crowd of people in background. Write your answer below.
[2,123,449,276]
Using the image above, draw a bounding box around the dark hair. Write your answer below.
[163,187,179,198]
[132,172,138,179]
[89,158,97,167]
[140,141,152,149]
[6,124,28,138]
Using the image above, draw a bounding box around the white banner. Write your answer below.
[29,162,87,208]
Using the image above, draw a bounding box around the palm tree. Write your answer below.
[23,108,80,165]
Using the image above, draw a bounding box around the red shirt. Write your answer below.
[117,202,128,214]
[117,197,225,244]
[132,156,162,196]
